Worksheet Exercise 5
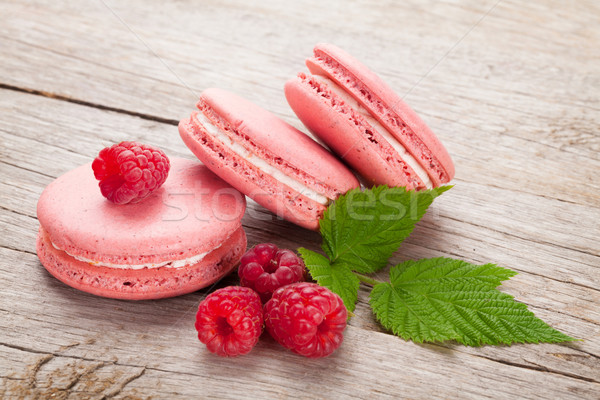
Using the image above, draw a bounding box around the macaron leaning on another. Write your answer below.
[178,88,360,230]
[37,147,247,300]
[285,43,455,190]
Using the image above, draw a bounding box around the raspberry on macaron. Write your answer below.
[92,141,170,204]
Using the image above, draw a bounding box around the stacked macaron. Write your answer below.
[179,44,453,230]
[284,43,454,190]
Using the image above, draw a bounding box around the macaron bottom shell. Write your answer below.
[36,226,247,300]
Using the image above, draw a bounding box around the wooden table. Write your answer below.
[1,0,598,398]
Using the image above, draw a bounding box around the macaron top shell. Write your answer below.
[306,43,454,186]
[197,88,359,198]
[37,158,246,265]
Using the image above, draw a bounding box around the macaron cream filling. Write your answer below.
[193,112,330,205]
[311,74,433,189]
[50,240,218,270]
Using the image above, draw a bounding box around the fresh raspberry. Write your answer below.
[91,141,170,204]
[195,286,263,357]
[238,243,306,302]
[264,282,347,358]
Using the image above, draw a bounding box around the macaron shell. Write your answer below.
[307,43,454,186]
[179,116,324,230]
[198,88,359,197]
[37,226,246,300]
[37,158,246,263]
[284,76,423,189]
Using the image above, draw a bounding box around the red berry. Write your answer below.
[238,243,306,302]
[264,282,347,358]
[195,286,263,357]
[91,141,170,204]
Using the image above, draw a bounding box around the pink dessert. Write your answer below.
[285,43,455,189]
[36,158,247,300]
[178,88,360,230]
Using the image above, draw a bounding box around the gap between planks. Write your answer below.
[0,83,179,126]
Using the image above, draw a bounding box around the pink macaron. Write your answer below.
[36,158,247,300]
[285,43,454,190]
[178,88,360,230]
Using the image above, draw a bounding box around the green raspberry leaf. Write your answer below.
[370,258,576,345]
[319,185,451,274]
[298,248,360,312]
[391,257,517,290]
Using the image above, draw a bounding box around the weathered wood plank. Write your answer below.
[0,249,598,399]
[2,165,598,339]
[0,0,599,208]
[1,88,597,285]
[2,343,598,399]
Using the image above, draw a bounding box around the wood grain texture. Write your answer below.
[1,0,599,398]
